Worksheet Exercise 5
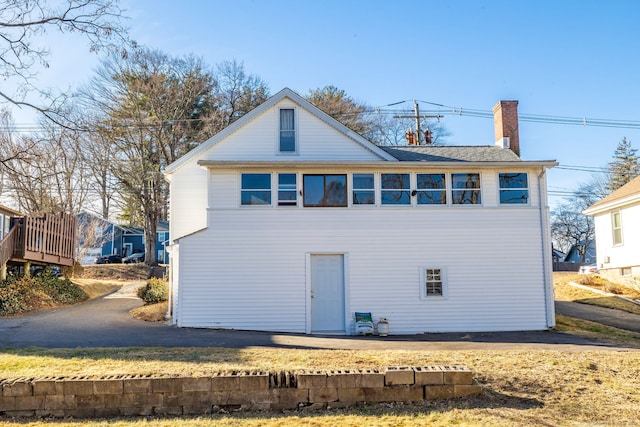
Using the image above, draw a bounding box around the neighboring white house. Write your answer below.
[584,175,640,284]
[164,88,557,335]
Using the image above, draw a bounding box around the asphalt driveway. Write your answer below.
[0,283,635,351]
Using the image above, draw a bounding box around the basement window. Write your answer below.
[420,267,446,299]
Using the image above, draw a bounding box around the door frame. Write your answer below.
[305,252,350,335]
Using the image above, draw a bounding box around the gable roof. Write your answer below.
[380,145,522,162]
[584,175,640,215]
[165,87,397,174]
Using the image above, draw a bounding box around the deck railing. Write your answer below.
[11,213,76,267]
[0,226,18,269]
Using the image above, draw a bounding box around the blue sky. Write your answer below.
[9,0,640,207]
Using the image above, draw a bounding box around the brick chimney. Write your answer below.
[492,100,520,157]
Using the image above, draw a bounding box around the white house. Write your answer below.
[164,88,557,335]
[584,175,640,284]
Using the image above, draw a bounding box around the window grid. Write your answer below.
[612,211,623,245]
[416,173,446,205]
[381,173,411,205]
[352,173,375,205]
[451,173,481,205]
[241,173,272,206]
[278,173,297,206]
[279,109,296,153]
[424,268,443,296]
[499,172,529,204]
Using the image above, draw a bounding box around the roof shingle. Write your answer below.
[378,145,522,162]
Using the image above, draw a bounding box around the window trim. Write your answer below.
[416,173,447,205]
[303,174,348,207]
[420,267,447,300]
[612,211,623,246]
[352,173,376,206]
[277,173,298,206]
[380,172,411,206]
[498,172,530,205]
[278,108,297,154]
[451,173,482,205]
[240,172,272,207]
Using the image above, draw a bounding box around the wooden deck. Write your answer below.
[0,213,76,278]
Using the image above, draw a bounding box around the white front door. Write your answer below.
[310,254,345,333]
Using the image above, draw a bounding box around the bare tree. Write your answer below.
[307,86,374,136]
[1,116,89,215]
[550,180,600,260]
[216,59,269,125]
[80,47,221,265]
[0,0,130,113]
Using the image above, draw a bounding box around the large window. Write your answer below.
[303,174,347,207]
[278,173,297,206]
[279,109,295,152]
[451,173,481,204]
[381,173,411,205]
[352,173,375,205]
[417,173,446,205]
[612,211,623,245]
[421,267,445,298]
[241,173,271,206]
[499,173,529,204]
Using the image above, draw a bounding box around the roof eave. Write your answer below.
[584,193,640,216]
[197,160,558,169]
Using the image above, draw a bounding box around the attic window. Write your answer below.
[279,109,296,152]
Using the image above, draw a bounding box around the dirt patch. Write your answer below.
[130,301,168,322]
[79,264,151,281]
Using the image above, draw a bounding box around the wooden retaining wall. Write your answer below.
[0,366,481,418]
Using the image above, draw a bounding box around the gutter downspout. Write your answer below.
[538,168,556,328]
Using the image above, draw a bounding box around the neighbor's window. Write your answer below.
[303,174,347,207]
[421,267,445,298]
[621,267,632,276]
[352,173,375,205]
[499,172,529,204]
[280,109,296,152]
[417,173,446,205]
[451,173,481,204]
[278,173,297,206]
[241,173,271,205]
[612,211,623,245]
[381,173,411,205]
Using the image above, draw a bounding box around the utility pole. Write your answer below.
[394,100,443,145]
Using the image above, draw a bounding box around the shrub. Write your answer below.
[137,278,168,304]
[0,272,87,316]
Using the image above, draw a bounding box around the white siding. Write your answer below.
[199,100,383,162]
[177,201,549,333]
[593,201,640,271]
[169,161,208,240]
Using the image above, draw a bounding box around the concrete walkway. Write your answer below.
[0,284,636,351]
